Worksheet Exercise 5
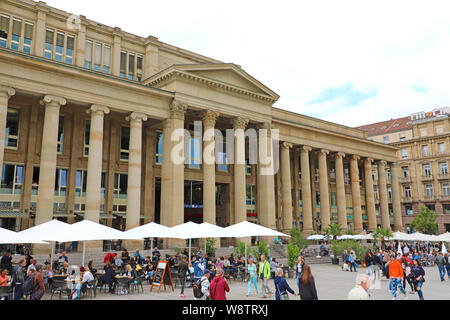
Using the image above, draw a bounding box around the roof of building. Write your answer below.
[355,116,413,137]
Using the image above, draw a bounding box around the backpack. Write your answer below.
[23,274,35,296]
[193,279,204,299]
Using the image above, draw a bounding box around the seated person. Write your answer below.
[134,249,144,262]
[58,251,69,264]
[101,263,117,293]
[152,247,161,263]
[88,260,97,277]
[121,249,130,265]
[104,252,116,264]
[79,266,94,295]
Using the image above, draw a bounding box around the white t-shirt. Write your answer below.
[82,271,94,283]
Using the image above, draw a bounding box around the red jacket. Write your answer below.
[389,259,403,279]
[209,276,230,300]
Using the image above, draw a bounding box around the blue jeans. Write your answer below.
[389,278,406,299]
[446,265,450,277]
[247,276,258,295]
[350,262,357,272]
[415,280,424,300]
[13,284,23,300]
[438,266,446,280]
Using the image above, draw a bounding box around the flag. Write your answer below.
[442,242,448,255]
[397,242,402,257]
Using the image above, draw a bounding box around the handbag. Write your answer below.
[275,282,289,300]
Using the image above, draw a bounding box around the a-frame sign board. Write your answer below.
[150,261,174,293]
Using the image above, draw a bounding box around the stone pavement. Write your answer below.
[42,264,450,300]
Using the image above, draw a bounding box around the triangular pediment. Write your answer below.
[144,63,279,102]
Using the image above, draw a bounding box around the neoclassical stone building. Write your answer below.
[0,0,402,248]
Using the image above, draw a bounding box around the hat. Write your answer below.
[80,266,86,272]
[203,269,212,275]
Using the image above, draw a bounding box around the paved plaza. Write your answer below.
[42,264,450,300]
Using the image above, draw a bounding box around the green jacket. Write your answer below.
[258,260,271,279]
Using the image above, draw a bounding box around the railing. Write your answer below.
[399,177,411,183]
[421,174,434,181]
[438,172,449,180]
[401,197,413,203]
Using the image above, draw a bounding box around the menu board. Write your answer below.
[150,261,174,293]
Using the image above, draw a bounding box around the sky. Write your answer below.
[45,0,450,127]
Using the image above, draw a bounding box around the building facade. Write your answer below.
[0,0,401,249]
[357,109,450,233]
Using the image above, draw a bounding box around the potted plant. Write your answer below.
[325,223,343,264]
[372,227,393,250]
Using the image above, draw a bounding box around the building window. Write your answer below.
[440,162,448,175]
[401,149,408,159]
[0,164,23,194]
[11,19,21,51]
[0,14,10,48]
[372,170,377,182]
[84,119,90,157]
[404,185,411,198]
[443,204,450,214]
[128,53,135,80]
[114,173,128,199]
[402,166,409,178]
[187,135,201,169]
[103,46,111,73]
[420,128,427,137]
[400,136,406,142]
[316,191,320,207]
[422,145,429,157]
[425,184,433,198]
[184,181,203,209]
[245,145,252,175]
[75,170,87,197]
[383,136,389,144]
[120,51,126,78]
[246,185,256,207]
[84,40,111,74]
[217,133,228,172]
[101,172,107,199]
[136,56,143,81]
[374,187,378,200]
[438,142,445,154]
[5,108,20,149]
[442,183,450,197]
[156,131,163,165]
[331,192,337,208]
[44,29,75,64]
[54,168,68,196]
[23,22,33,54]
[405,206,414,215]
[56,115,64,154]
[120,126,130,161]
[388,186,392,199]
[423,164,432,176]
[386,168,391,180]
[119,51,143,81]
[85,40,92,69]
[436,125,444,135]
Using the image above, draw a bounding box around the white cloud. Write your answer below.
[45,0,450,127]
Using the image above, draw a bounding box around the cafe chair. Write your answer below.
[50,279,68,300]
[115,278,130,295]
[82,279,97,299]
[131,275,145,294]
[0,286,13,300]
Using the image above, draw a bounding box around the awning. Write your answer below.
[0,211,25,218]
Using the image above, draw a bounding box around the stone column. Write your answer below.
[35,95,66,229]
[281,142,293,233]
[202,110,219,225]
[364,158,377,232]
[84,105,110,223]
[318,149,330,231]
[75,17,87,68]
[144,36,159,80]
[335,152,347,232]
[391,162,403,231]
[160,101,187,248]
[35,4,48,57]
[300,146,313,234]
[257,123,276,231]
[350,155,363,234]
[126,112,148,230]
[0,86,15,179]
[112,28,122,77]
[377,160,391,230]
[233,117,249,224]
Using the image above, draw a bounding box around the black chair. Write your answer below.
[0,286,13,300]
[82,279,97,299]
[95,275,109,293]
[50,279,68,300]
[115,278,130,295]
[131,276,145,294]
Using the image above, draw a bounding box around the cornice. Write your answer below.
[146,69,278,104]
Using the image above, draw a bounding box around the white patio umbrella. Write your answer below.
[124,222,173,255]
[169,222,202,263]
[397,242,402,256]
[357,234,374,240]
[224,221,289,266]
[337,235,355,240]
[57,219,144,266]
[19,219,73,265]
[0,227,48,244]
[391,231,412,241]
[307,234,325,240]
[198,223,228,257]
[436,232,450,242]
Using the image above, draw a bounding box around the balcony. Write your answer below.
[401,197,413,203]
[438,172,449,180]
[399,176,411,184]
[423,194,435,201]
[421,174,434,182]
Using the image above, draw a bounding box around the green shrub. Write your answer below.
[290,228,310,250]
[287,242,300,268]
[206,238,216,256]
[233,241,247,257]
[250,241,269,259]
[330,239,370,261]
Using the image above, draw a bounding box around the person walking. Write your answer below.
[258,255,272,298]
[298,264,318,300]
[388,255,407,300]
[178,256,189,298]
[209,268,230,300]
[194,269,211,300]
[400,257,415,294]
[342,250,349,271]
[31,265,45,300]
[444,253,450,280]
[274,268,295,300]
[364,250,373,276]
[348,251,357,272]
[435,252,446,282]
[0,250,12,274]
[193,256,205,283]
[411,259,425,300]
[11,257,26,300]
[247,259,258,297]
[296,256,305,293]
[371,251,382,281]
[347,273,371,300]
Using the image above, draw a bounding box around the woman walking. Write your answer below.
[298,264,318,300]
[364,250,373,276]
[411,259,425,300]
[400,257,415,294]
[296,256,304,294]
[274,268,295,300]
[247,259,258,296]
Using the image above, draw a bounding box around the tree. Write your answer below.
[289,228,310,250]
[410,206,438,234]
[287,242,300,268]
[206,238,216,256]
[324,223,343,240]
[373,227,393,250]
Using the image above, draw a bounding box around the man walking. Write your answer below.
[12,258,26,300]
[388,255,407,300]
[258,254,272,298]
[178,256,189,298]
[209,269,230,300]
[435,252,446,282]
